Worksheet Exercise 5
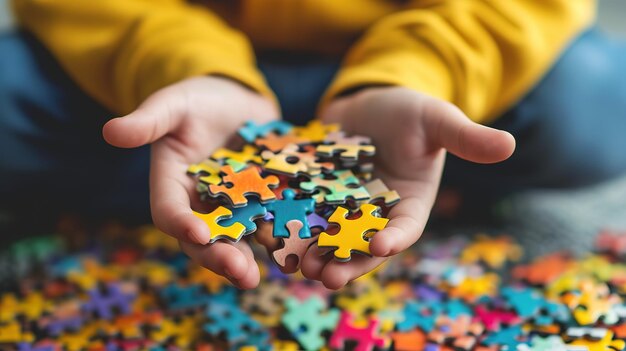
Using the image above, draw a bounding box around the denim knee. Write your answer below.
[505,29,626,187]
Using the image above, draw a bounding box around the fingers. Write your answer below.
[150,145,212,245]
[180,240,260,289]
[424,99,516,164]
[301,245,334,281]
[319,255,388,290]
[103,89,183,148]
[369,196,429,257]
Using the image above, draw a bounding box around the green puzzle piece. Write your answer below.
[282,297,340,351]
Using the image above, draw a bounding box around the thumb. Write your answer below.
[425,100,516,164]
[102,92,183,148]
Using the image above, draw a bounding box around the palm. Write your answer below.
[104,76,278,289]
[298,87,515,289]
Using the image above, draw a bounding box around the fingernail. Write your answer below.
[189,230,210,245]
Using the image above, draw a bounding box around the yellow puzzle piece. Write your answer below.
[318,204,389,261]
[194,206,247,243]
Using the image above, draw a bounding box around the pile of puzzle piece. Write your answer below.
[4,221,626,351]
[187,120,400,265]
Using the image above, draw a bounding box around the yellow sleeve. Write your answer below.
[322,0,596,124]
[11,0,274,115]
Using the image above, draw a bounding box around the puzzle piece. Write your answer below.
[255,133,308,152]
[316,143,375,161]
[447,273,500,303]
[527,335,570,351]
[363,178,400,208]
[204,302,264,343]
[293,121,340,142]
[193,206,247,242]
[208,166,279,207]
[481,325,528,351]
[265,189,315,238]
[501,286,569,325]
[323,131,372,147]
[219,198,267,235]
[567,329,626,351]
[512,252,575,286]
[329,311,388,351]
[428,315,484,350]
[318,204,389,261]
[16,343,56,351]
[238,120,293,143]
[460,235,523,268]
[562,281,621,325]
[187,158,223,185]
[0,321,34,344]
[261,144,334,177]
[307,212,329,231]
[473,304,521,331]
[282,296,340,351]
[273,220,318,269]
[160,284,221,311]
[150,316,199,348]
[397,300,443,332]
[300,170,369,204]
[82,283,135,320]
[241,281,288,326]
[390,329,427,351]
[211,145,263,166]
[0,292,52,322]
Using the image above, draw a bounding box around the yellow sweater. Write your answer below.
[12,0,595,123]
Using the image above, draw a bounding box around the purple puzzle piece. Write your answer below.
[82,283,135,320]
[307,212,328,231]
[46,316,84,335]
[414,284,444,302]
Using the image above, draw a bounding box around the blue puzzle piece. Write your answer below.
[204,302,265,343]
[82,283,135,320]
[238,120,293,143]
[501,286,545,318]
[220,197,267,234]
[482,325,528,350]
[397,301,443,332]
[502,286,569,326]
[444,299,472,319]
[160,284,213,311]
[50,256,83,277]
[265,189,315,238]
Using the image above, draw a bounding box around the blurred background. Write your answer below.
[2,0,626,35]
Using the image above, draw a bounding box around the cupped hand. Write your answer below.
[301,87,516,289]
[102,76,279,289]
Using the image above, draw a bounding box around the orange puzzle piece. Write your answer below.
[208,165,279,207]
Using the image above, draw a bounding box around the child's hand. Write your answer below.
[103,76,278,289]
[301,87,516,289]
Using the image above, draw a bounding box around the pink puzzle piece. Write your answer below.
[329,311,388,351]
[272,220,318,269]
[473,305,521,331]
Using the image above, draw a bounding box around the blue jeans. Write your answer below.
[1,29,625,221]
